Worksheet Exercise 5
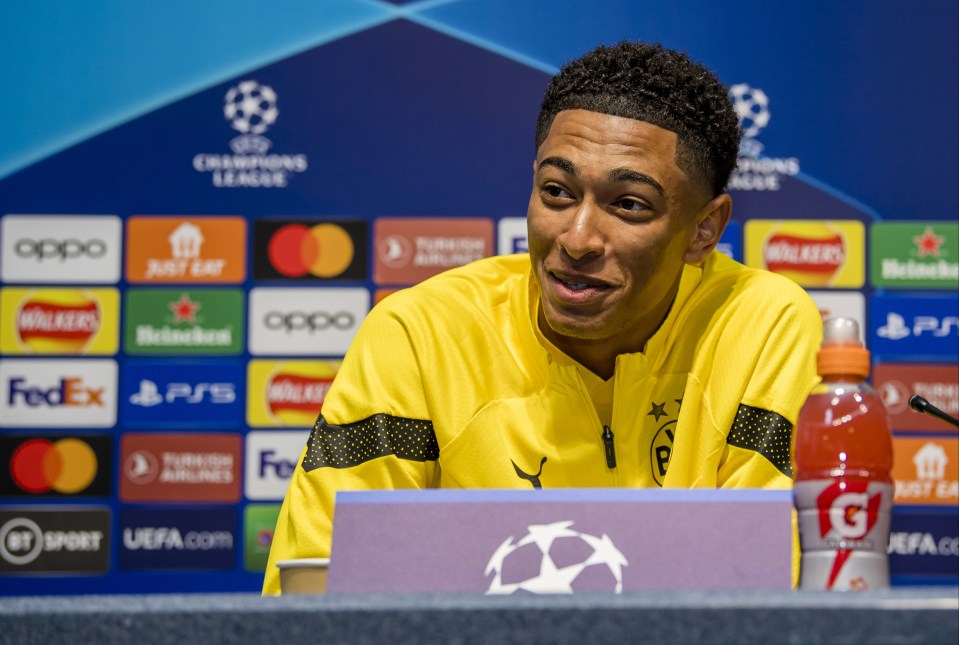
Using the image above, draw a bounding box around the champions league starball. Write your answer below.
[223,80,279,135]
[729,83,770,139]
[484,520,628,594]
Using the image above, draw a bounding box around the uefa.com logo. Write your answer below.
[192,80,308,188]
[726,83,801,192]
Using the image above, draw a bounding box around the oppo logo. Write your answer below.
[264,311,355,332]
[15,238,108,261]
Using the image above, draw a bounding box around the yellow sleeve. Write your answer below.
[262,299,439,595]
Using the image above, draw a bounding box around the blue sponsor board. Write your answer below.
[716,220,742,263]
[120,360,244,428]
[888,508,959,584]
[869,294,959,360]
[119,507,236,571]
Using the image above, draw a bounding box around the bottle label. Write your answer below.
[794,479,893,590]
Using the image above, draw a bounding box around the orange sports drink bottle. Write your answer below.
[793,317,894,590]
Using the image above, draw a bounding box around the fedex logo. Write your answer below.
[870,295,959,359]
[8,377,104,407]
[121,360,243,428]
[245,431,308,500]
[0,359,117,428]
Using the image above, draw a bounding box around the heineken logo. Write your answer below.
[124,289,244,355]
[871,222,958,289]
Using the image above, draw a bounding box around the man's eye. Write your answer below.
[616,198,648,212]
[543,185,570,199]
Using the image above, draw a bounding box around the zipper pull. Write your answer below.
[601,425,616,469]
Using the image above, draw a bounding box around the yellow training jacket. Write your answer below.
[263,251,822,594]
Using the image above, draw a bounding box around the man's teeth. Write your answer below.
[562,279,590,289]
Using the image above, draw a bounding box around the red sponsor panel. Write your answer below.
[119,433,241,502]
[875,363,959,432]
[374,217,493,285]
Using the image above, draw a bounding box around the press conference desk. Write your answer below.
[2,588,957,644]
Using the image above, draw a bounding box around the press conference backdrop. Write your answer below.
[0,0,956,596]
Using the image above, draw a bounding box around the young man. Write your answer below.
[263,42,821,594]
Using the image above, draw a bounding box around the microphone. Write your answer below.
[908,395,959,428]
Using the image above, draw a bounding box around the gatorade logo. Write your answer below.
[817,480,881,540]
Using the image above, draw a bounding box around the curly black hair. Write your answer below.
[535,42,742,197]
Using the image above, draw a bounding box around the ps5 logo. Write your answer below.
[129,379,236,407]
[877,313,959,340]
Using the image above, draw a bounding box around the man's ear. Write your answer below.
[684,193,732,264]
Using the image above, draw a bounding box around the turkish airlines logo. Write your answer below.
[253,220,368,281]
[248,287,368,356]
[373,217,493,285]
[0,435,112,497]
[0,215,122,284]
[119,433,241,502]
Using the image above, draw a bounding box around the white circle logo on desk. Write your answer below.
[0,517,44,565]
[484,520,628,594]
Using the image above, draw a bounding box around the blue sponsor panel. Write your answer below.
[888,507,959,585]
[120,360,244,428]
[716,221,742,263]
[869,294,959,361]
[119,507,237,571]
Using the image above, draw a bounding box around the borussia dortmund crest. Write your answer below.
[648,398,683,486]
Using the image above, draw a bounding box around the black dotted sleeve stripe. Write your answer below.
[301,414,439,471]
[727,403,794,477]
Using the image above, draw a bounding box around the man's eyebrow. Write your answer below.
[538,156,577,175]
[608,167,665,197]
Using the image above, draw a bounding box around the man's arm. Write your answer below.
[262,300,439,595]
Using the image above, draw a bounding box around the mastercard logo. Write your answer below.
[10,438,98,494]
[267,223,355,278]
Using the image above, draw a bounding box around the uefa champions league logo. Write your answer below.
[224,80,278,136]
[729,83,770,140]
[726,82,800,190]
[484,520,628,594]
[193,79,307,187]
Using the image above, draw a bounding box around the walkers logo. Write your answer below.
[244,503,281,572]
[120,507,236,571]
[374,217,493,285]
[253,220,368,281]
[0,215,122,284]
[0,507,110,573]
[192,80,308,188]
[892,438,958,506]
[245,431,308,500]
[0,359,117,428]
[0,435,111,497]
[123,288,243,355]
[119,433,241,503]
[247,360,340,426]
[870,221,958,289]
[125,216,246,283]
[870,295,959,358]
[0,288,119,354]
[807,291,865,335]
[121,360,244,428]
[726,84,801,192]
[745,220,864,287]
[875,363,959,432]
[248,287,369,356]
[497,217,528,255]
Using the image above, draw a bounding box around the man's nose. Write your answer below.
[559,203,604,260]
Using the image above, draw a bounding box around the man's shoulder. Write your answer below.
[374,254,531,319]
[702,251,815,307]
